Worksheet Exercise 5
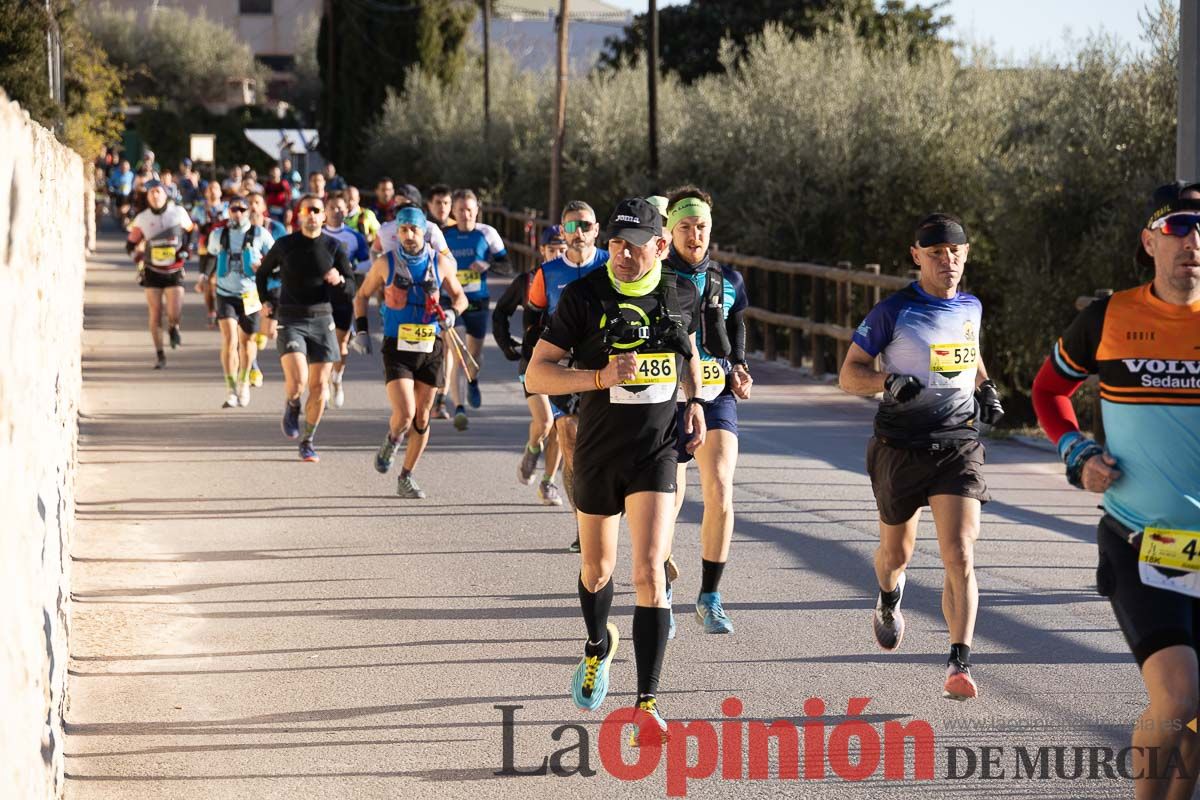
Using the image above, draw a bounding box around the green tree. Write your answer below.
[317,0,475,180]
[81,2,269,110]
[0,0,123,157]
[598,0,952,83]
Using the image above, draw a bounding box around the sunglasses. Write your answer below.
[563,220,594,234]
[229,206,248,213]
[1153,213,1200,237]
[299,206,325,216]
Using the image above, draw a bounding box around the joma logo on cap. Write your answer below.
[615,214,641,224]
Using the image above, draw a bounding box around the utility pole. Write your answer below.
[1180,0,1200,180]
[483,0,492,142]
[324,0,335,165]
[549,0,570,220]
[647,0,659,184]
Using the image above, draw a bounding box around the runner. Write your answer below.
[1032,180,1200,797]
[125,179,196,369]
[527,200,611,551]
[426,184,453,228]
[322,191,373,407]
[263,165,293,226]
[373,177,398,222]
[255,194,356,462]
[526,197,705,741]
[346,186,381,242]
[107,159,134,228]
[493,224,568,505]
[197,197,274,407]
[838,212,1001,701]
[247,191,288,387]
[192,181,228,329]
[350,206,468,498]
[441,189,508,430]
[664,187,753,636]
[323,161,346,192]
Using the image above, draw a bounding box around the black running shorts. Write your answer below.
[215,293,260,335]
[866,437,990,526]
[140,267,185,289]
[276,315,339,363]
[383,336,445,387]
[573,452,678,517]
[1097,514,1200,667]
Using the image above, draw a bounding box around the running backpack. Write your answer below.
[219,224,262,277]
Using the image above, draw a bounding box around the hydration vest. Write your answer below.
[382,245,440,337]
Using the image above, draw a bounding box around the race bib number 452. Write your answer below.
[396,323,436,353]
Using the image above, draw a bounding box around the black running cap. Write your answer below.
[606,198,663,247]
[1137,181,1200,267]
[915,214,968,247]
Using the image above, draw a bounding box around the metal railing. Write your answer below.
[480,205,912,373]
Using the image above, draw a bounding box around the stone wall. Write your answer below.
[0,92,87,799]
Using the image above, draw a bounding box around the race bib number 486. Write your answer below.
[609,353,676,405]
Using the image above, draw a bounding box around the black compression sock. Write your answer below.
[632,606,671,698]
[700,559,726,594]
[579,575,613,657]
[879,584,902,608]
[949,643,971,667]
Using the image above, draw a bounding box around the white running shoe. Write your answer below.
[237,381,251,407]
[222,391,238,409]
[332,378,345,408]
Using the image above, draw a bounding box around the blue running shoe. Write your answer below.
[375,433,399,474]
[281,402,301,439]
[666,585,676,640]
[298,441,319,463]
[467,379,482,409]
[571,623,619,711]
[696,591,734,634]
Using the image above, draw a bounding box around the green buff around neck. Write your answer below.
[607,259,661,297]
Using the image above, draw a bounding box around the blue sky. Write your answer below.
[602,0,1149,60]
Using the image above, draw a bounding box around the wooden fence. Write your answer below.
[480,205,911,374]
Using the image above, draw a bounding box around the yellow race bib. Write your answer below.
[397,323,437,353]
[1139,528,1200,572]
[150,244,177,266]
[698,359,726,401]
[457,269,482,294]
[929,342,977,374]
[241,288,262,315]
[609,353,676,405]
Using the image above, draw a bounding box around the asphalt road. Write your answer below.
[65,233,1148,799]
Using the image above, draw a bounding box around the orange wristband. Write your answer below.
[594,369,604,390]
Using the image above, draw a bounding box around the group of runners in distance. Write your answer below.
[110,147,1200,796]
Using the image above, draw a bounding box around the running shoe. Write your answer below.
[236,382,251,407]
[222,391,238,409]
[628,696,669,747]
[249,367,264,388]
[375,434,399,474]
[467,379,482,409]
[331,378,345,408]
[696,591,734,634]
[568,535,581,553]
[518,447,540,484]
[872,572,906,652]
[169,325,181,349]
[666,585,676,640]
[538,480,563,506]
[397,474,426,499]
[454,406,469,431]
[299,441,319,462]
[154,353,166,370]
[571,623,619,711]
[943,661,978,701]
[433,395,450,420]
[281,403,301,439]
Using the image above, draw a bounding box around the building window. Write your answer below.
[239,0,272,14]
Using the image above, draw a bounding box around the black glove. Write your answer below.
[975,379,1004,426]
[884,373,922,404]
[500,340,521,362]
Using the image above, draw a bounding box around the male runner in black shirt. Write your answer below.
[257,194,356,462]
